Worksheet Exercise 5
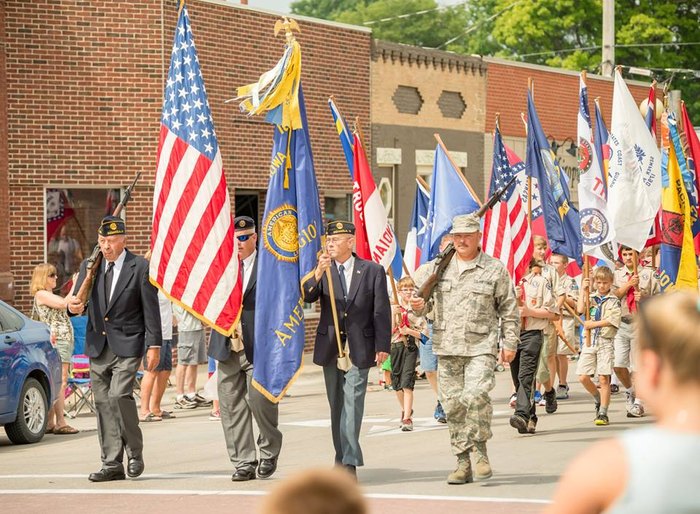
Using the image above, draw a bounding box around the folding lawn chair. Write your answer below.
[64,316,97,418]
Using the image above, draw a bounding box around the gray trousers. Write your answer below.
[90,346,142,471]
[322,365,370,467]
[217,350,282,471]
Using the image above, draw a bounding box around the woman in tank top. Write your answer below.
[30,263,79,435]
[545,291,700,513]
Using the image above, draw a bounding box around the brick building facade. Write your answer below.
[2,0,369,316]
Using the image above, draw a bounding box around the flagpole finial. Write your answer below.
[274,17,301,44]
[495,112,500,130]
[178,0,185,15]
[581,70,587,84]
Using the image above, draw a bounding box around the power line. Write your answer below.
[515,41,700,59]
[363,2,467,26]
[436,0,522,50]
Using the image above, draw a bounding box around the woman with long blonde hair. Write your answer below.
[30,263,79,434]
[545,291,700,513]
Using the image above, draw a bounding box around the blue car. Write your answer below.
[0,299,61,444]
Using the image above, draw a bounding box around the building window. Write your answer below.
[392,85,424,115]
[324,194,352,224]
[45,187,122,294]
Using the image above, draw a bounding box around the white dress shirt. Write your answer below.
[242,250,257,292]
[335,254,355,296]
[104,249,127,302]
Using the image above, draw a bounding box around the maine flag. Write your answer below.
[420,143,480,262]
[237,30,323,402]
[657,113,699,291]
[526,91,582,261]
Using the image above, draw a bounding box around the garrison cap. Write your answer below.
[327,220,355,236]
[450,213,481,234]
[234,216,255,231]
[98,215,126,237]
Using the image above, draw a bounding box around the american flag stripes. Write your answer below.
[150,4,242,335]
[482,126,533,283]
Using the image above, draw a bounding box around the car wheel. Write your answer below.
[4,378,48,444]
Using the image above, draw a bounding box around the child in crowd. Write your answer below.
[546,291,700,513]
[576,266,621,426]
[390,276,427,432]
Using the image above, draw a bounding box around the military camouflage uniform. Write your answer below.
[414,251,519,457]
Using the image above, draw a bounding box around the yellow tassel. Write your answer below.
[283,128,292,189]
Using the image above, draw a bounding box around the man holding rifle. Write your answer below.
[411,213,519,485]
[69,215,162,482]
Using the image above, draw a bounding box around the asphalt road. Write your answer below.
[0,355,650,513]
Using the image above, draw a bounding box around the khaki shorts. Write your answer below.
[556,317,578,355]
[576,337,614,376]
[536,329,557,384]
[614,321,634,370]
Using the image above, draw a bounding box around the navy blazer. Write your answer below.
[73,249,162,359]
[208,255,257,364]
[302,255,391,369]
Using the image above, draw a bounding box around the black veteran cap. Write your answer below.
[327,220,355,236]
[234,215,255,231]
[98,215,126,237]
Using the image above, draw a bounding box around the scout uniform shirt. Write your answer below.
[613,266,659,323]
[417,251,520,356]
[520,270,557,331]
[557,273,580,318]
[587,292,621,342]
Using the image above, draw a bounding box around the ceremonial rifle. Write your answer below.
[75,172,142,305]
[416,175,517,301]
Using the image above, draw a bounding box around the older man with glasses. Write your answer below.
[208,215,282,482]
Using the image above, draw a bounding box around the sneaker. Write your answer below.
[401,418,413,431]
[495,363,505,372]
[508,393,517,409]
[193,394,213,407]
[209,410,221,421]
[625,390,636,411]
[610,384,620,394]
[534,390,543,403]
[544,389,558,414]
[527,417,537,434]
[174,396,197,410]
[595,400,601,417]
[509,414,528,434]
[434,401,447,423]
[555,384,569,400]
[595,414,610,426]
[627,403,645,418]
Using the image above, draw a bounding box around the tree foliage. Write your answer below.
[291,0,700,118]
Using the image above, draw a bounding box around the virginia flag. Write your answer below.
[526,91,582,261]
[403,179,430,275]
[421,144,480,262]
[353,134,403,277]
[238,31,324,401]
[577,75,617,265]
[657,113,698,291]
[607,70,662,251]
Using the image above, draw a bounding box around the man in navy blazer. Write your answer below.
[302,220,391,478]
[208,216,282,482]
[69,215,162,483]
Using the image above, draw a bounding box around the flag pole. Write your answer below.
[416,174,430,192]
[526,78,534,226]
[579,70,592,347]
[322,241,347,359]
[433,133,483,207]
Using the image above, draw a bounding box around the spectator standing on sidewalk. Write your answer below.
[172,304,210,410]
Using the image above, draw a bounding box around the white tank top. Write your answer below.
[608,427,700,513]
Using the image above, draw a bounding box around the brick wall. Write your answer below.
[5,0,370,313]
[0,0,11,301]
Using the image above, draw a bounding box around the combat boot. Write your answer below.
[447,453,473,485]
[472,442,492,479]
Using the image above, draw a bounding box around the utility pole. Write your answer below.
[601,0,614,77]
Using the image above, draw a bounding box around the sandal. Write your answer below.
[53,425,79,435]
[154,410,176,419]
[45,426,55,434]
[140,412,162,422]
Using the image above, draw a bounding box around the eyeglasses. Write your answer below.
[236,234,253,242]
[48,273,57,278]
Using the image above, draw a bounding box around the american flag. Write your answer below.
[482,126,533,283]
[149,4,242,335]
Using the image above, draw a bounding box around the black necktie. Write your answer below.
[338,264,348,300]
[105,262,114,304]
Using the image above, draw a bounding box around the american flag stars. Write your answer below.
[161,7,217,161]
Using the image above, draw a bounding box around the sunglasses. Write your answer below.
[236,234,253,242]
[48,273,57,278]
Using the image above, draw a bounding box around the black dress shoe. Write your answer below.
[257,457,278,479]
[88,468,126,482]
[127,457,145,478]
[231,468,257,482]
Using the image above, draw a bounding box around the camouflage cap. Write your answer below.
[450,213,481,234]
